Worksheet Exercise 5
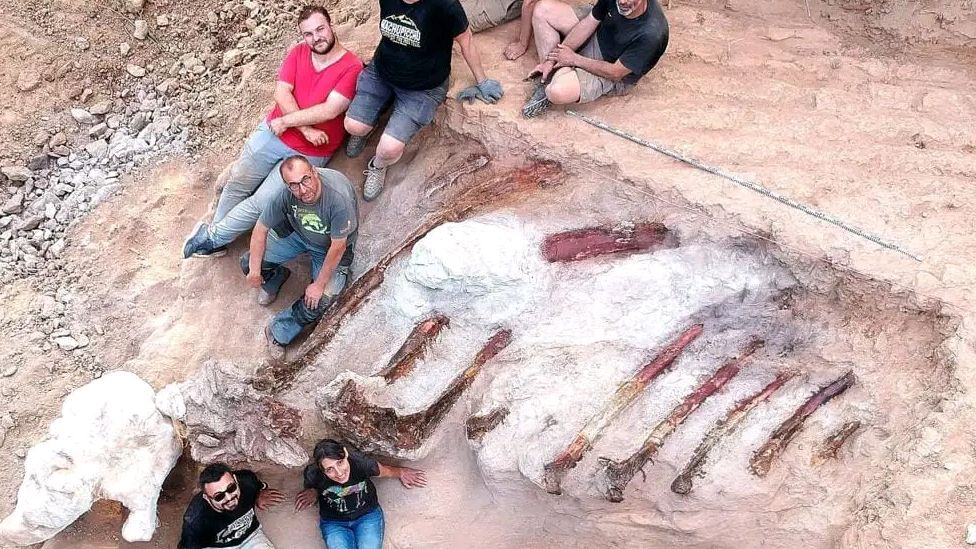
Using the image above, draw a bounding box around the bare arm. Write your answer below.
[454,28,487,83]
[303,238,346,309]
[568,55,631,81]
[377,462,428,488]
[560,14,600,52]
[246,222,271,288]
[273,81,303,114]
[275,91,352,129]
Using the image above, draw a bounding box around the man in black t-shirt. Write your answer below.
[343,0,504,202]
[520,0,668,117]
[179,463,286,549]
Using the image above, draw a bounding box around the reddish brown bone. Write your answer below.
[811,420,861,466]
[465,407,510,442]
[750,370,856,477]
[377,315,450,383]
[542,222,677,263]
[671,370,797,495]
[542,324,704,494]
[600,339,764,502]
[329,329,513,453]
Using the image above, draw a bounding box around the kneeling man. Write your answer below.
[522,0,668,117]
[242,155,358,357]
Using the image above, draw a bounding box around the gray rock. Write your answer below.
[49,133,67,147]
[967,522,976,544]
[133,19,148,40]
[197,434,220,448]
[129,112,150,132]
[1,166,32,182]
[156,14,170,27]
[27,154,48,171]
[70,108,97,125]
[85,140,109,158]
[47,239,65,258]
[120,42,132,57]
[0,366,14,378]
[16,70,41,92]
[17,214,44,232]
[88,123,108,138]
[91,184,120,206]
[222,49,243,68]
[54,336,80,351]
[126,0,144,14]
[1,193,24,215]
[126,64,147,78]
[89,101,112,115]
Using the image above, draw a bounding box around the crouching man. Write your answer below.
[179,463,286,549]
[241,155,359,357]
[521,0,668,117]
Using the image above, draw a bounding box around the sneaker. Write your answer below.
[182,222,228,259]
[521,83,551,118]
[363,159,387,202]
[345,133,370,158]
[257,268,291,306]
[264,325,285,361]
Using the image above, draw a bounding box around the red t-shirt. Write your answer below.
[266,44,363,158]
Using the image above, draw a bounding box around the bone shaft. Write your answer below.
[378,315,450,383]
[812,420,861,465]
[465,407,510,442]
[542,222,677,263]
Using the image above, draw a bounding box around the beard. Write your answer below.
[311,37,335,54]
[616,0,634,16]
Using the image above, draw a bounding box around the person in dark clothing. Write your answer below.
[520,0,668,117]
[178,463,286,549]
[294,439,427,549]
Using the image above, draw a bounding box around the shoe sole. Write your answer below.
[191,248,227,258]
[522,98,551,119]
[257,268,291,306]
[182,221,206,259]
[346,134,372,158]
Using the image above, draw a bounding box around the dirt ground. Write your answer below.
[0,0,975,547]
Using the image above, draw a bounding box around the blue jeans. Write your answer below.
[211,122,329,247]
[240,231,350,345]
[319,506,384,549]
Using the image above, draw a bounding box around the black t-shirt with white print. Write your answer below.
[178,470,265,549]
[303,450,382,521]
[372,0,469,90]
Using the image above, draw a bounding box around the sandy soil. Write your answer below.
[0,0,974,548]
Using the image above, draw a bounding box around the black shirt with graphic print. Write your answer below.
[178,470,266,549]
[372,0,469,90]
[590,0,669,85]
[303,450,382,521]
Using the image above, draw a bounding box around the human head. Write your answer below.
[280,155,322,204]
[199,463,241,512]
[298,6,335,55]
[615,0,646,18]
[313,439,351,484]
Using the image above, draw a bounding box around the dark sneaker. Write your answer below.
[264,325,285,361]
[363,159,387,202]
[182,222,227,258]
[522,83,551,118]
[257,268,291,306]
[345,134,370,158]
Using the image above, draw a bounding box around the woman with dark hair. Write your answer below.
[295,438,427,549]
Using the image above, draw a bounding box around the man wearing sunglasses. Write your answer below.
[182,5,363,259]
[241,155,358,357]
[178,463,286,549]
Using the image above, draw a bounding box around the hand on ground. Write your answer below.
[398,467,428,488]
[304,282,325,309]
[256,488,286,511]
[299,126,329,146]
[504,40,529,60]
[246,271,263,289]
[294,488,317,511]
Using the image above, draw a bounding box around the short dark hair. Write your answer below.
[313,439,346,466]
[280,154,313,177]
[298,5,331,25]
[199,463,232,488]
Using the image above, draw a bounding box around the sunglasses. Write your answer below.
[210,482,238,502]
[286,174,313,192]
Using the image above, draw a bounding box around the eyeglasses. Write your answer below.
[210,482,238,502]
[286,174,313,192]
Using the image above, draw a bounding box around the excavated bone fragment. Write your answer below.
[811,420,862,465]
[465,407,510,442]
[377,314,450,383]
[0,372,181,545]
[156,361,307,467]
[671,370,797,495]
[750,370,856,477]
[541,222,678,263]
[542,323,704,495]
[321,329,512,458]
[600,339,763,502]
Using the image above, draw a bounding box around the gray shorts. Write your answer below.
[575,37,634,104]
[346,62,449,144]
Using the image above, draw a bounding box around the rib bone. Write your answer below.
[465,407,510,442]
[671,370,797,495]
[542,222,678,263]
[377,315,450,383]
[542,323,704,494]
[750,370,856,477]
[811,420,861,465]
[600,339,764,502]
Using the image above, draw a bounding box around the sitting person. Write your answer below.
[520,0,668,117]
[178,463,286,549]
[241,156,358,357]
[183,5,362,258]
[294,439,427,549]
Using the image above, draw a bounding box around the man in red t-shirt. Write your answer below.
[183,5,363,260]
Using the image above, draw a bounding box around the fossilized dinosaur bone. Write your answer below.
[325,329,513,455]
[750,370,856,477]
[465,407,510,442]
[671,370,797,495]
[377,314,450,383]
[811,420,861,466]
[600,339,764,502]
[541,222,678,263]
[541,324,704,495]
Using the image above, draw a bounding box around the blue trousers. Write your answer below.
[319,506,384,549]
[240,231,348,345]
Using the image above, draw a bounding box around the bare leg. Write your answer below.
[505,0,539,60]
[545,67,582,104]
[530,0,581,78]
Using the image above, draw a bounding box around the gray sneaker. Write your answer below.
[257,268,291,306]
[264,325,285,361]
[346,134,370,158]
[522,83,551,118]
[363,160,387,202]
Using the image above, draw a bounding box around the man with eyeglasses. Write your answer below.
[182,5,363,259]
[178,463,286,549]
[241,155,358,357]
